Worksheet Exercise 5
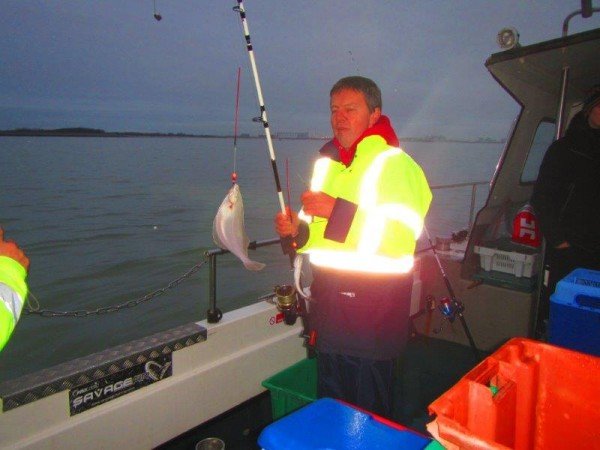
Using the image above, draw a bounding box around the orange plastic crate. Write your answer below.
[427,338,600,450]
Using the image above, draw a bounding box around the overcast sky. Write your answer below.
[1,1,599,140]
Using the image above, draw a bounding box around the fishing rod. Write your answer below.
[423,226,482,361]
[232,2,314,348]
[233,0,299,267]
[233,0,286,216]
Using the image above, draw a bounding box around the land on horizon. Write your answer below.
[0,127,506,144]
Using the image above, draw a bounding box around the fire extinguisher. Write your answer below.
[512,204,541,247]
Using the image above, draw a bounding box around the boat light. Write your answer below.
[496,27,520,50]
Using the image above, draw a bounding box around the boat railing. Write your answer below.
[204,180,489,323]
[562,3,600,36]
[204,237,281,323]
[429,180,489,231]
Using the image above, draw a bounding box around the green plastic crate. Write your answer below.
[262,357,317,420]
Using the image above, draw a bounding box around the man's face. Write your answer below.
[330,88,381,149]
[588,103,600,129]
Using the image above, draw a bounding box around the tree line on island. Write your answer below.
[0,127,225,138]
[0,127,505,143]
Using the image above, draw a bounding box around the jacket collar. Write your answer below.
[319,115,399,166]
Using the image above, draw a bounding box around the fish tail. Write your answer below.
[244,260,266,271]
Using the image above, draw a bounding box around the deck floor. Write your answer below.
[157,333,482,449]
[395,333,482,432]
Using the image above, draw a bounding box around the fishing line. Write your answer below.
[296,173,309,190]
[232,66,241,184]
[285,158,292,212]
[348,50,360,74]
[233,0,286,215]
[25,289,40,312]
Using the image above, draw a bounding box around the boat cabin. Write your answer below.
[411,26,600,352]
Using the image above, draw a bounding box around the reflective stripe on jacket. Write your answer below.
[0,256,28,351]
[299,134,432,273]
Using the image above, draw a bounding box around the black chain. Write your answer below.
[25,258,208,318]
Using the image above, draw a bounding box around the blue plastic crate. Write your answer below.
[258,398,432,450]
[549,268,600,356]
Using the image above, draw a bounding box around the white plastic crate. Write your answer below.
[474,245,537,278]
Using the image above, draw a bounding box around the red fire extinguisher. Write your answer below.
[512,204,541,247]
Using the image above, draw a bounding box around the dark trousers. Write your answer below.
[317,352,395,418]
[309,266,413,419]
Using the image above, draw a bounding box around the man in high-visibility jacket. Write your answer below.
[275,76,431,417]
[0,228,29,352]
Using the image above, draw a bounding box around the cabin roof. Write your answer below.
[486,27,600,104]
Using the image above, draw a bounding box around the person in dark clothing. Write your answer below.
[531,85,600,336]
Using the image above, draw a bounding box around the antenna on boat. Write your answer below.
[423,226,482,361]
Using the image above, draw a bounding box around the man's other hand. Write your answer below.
[301,191,335,219]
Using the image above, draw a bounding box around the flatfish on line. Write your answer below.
[212,183,265,271]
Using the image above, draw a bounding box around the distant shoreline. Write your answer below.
[0,128,328,140]
[0,128,505,144]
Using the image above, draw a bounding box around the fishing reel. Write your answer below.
[433,296,465,334]
[272,284,317,353]
[438,297,463,322]
[274,284,302,325]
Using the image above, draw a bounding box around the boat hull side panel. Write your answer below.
[0,302,306,449]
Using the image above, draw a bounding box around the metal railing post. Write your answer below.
[205,252,222,323]
[469,183,478,230]
[204,238,280,323]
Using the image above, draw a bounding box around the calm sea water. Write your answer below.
[0,136,502,381]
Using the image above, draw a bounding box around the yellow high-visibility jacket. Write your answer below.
[299,134,432,274]
[0,256,28,351]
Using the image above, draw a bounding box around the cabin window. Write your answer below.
[521,120,555,183]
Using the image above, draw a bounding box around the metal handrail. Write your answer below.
[562,4,600,37]
[204,181,489,322]
[430,180,489,230]
[204,238,280,322]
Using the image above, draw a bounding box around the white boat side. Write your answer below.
[0,301,305,449]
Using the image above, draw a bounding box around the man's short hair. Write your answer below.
[330,76,382,112]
